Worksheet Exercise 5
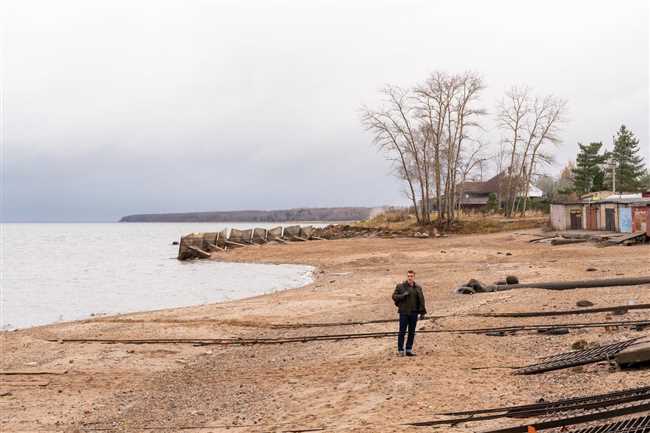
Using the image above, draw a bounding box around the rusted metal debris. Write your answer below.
[481,402,650,433]
[551,238,588,245]
[565,415,650,433]
[457,276,650,294]
[476,303,650,318]
[514,337,644,375]
[47,321,650,347]
[407,385,650,427]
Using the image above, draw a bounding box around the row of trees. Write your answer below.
[572,125,648,195]
[362,71,567,224]
[361,71,486,225]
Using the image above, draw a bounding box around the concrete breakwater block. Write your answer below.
[299,225,314,239]
[283,225,301,238]
[268,226,283,239]
[202,232,219,248]
[615,341,650,367]
[178,233,209,260]
[252,228,268,243]
[229,228,252,243]
[216,230,227,248]
[178,224,321,259]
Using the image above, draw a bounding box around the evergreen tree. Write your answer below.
[604,125,646,192]
[572,142,605,194]
[641,170,650,191]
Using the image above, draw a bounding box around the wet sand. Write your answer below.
[2,230,650,432]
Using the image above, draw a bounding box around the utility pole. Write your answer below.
[611,135,616,194]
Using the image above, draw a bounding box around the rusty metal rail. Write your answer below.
[408,386,650,427]
[481,402,650,433]
[476,303,650,318]
[47,322,650,347]
[515,337,643,375]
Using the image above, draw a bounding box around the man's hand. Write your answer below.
[419,313,426,320]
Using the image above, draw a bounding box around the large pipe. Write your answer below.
[487,276,650,292]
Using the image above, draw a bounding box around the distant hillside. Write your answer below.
[119,207,374,223]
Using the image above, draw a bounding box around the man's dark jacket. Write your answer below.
[392,281,427,315]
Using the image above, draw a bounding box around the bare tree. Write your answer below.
[519,96,566,215]
[361,86,432,224]
[445,72,486,221]
[415,71,485,223]
[496,86,530,217]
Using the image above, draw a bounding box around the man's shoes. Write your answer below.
[398,350,405,356]
[405,351,416,357]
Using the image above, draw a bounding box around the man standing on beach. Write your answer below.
[392,270,427,356]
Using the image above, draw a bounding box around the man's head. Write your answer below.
[407,270,415,284]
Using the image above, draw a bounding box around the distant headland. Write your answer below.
[119,207,375,223]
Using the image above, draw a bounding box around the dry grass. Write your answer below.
[354,211,548,234]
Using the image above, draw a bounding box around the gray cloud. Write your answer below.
[3,0,648,221]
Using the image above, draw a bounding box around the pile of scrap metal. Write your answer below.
[455,276,650,294]
[530,231,648,246]
[407,385,650,432]
[177,225,325,260]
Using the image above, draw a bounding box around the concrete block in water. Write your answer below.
[178,233,205,260]
[201,232,219,249]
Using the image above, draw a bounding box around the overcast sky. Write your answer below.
[2,0,648,222]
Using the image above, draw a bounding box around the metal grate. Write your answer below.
[515,338,642,375]
[407,386,650,428]
[563,414,650,433]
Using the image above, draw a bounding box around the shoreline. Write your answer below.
[2,262,316,333]
[3,231,650,432]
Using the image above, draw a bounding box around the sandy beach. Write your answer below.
[2,230,650,432]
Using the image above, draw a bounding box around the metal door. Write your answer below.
[570,210,582,230]
[587,206,598,230]
[605,208,616,232]
[619,207,632,233]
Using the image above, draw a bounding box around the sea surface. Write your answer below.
[1,223,318,330]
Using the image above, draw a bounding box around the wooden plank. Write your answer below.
[0,370,67,375]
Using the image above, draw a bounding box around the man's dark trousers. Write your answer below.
[398,313,418,352]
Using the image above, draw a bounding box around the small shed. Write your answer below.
[591,196,650,233]
[550,202,585,231]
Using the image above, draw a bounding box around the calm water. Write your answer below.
[1,223,317,330]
